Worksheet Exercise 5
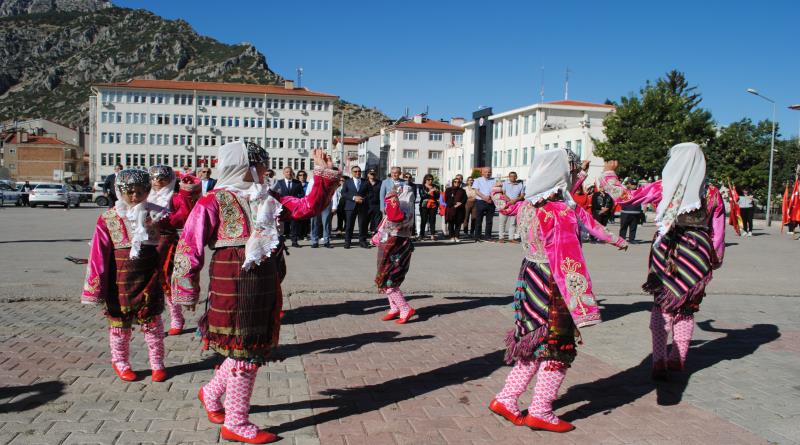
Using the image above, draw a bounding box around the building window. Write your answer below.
[454,134,463,145]
[523,116,529,133]
[403,149,418,159]
[428,150,442,160]
[544,144,550,151]
[428,168,440,178]
[553,142,559,149]
[429,132,443,141]
[522,147,528,165]
[403,131,418,141]
[575,140,583,159]
[507,120,513,137]
[403,167,418,178]
[507,150,512,166]
[566,141,572,150]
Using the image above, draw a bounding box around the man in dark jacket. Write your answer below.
[273,166,305,247]
[365,169,382,233]
[618,180,642,243]
[103,164,123,207]
[341,166,369,248]
[591,188,614,226]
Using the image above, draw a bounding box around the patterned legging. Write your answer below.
[650,309,694,369]
[495,359,568,424]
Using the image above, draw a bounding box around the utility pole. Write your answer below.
[564,67,571,101]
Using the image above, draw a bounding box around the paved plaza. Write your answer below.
[0,206,798,444]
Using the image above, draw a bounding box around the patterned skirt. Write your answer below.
[156,232,178,300]
[504,259,577,367]
[105,245,164,328]
[198,246,282,362]
[375,236,414,290]
[644,228,715,315]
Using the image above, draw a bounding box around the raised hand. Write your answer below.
[603,160,619,172]
[312,148,334,169]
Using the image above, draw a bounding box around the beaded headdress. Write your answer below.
[148,165,175,182]
[115,169,151,194]
[245,142,269,166]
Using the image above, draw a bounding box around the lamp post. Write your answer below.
[790,104,800,149]
[746,88,777,226]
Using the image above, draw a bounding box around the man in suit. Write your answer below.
[379,166,406,211]
[273,166,305,247]
[198,166,217,195]
[341,166,369,249]
[103,163,123,207]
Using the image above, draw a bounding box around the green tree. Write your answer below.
[595,70,716,178]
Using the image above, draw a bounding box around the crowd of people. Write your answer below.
[80,139,732,442]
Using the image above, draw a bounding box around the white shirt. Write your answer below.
[352,178,361,200]
[473,176,495,197]
[202,179,210,194]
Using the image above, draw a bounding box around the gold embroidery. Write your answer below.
[171,240,192,289]
[519,204,547,263]
[83,270,100,295]
[102,210,125,246]
[216,191,245,239]
[540,208,554,222]
[561,257,590,315]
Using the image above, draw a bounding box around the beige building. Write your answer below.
[384,116,464,182]
[1,130,84,182]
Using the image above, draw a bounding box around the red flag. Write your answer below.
[781,182,790,232]
[790,178,800,224]
[728,182,741,236]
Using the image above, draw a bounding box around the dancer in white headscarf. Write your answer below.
[489,149,627,433]
[172,142,339,444]
[600,142,726,380]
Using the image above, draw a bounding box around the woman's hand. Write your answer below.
[312,149,333,169]
[603,160,619,172]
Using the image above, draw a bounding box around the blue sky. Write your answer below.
[116,0,800,138]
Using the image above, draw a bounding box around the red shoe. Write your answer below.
[395,308,416,324]
[197,388,225,424]
[151,369,167,382]
[523,414,575,433]
[167,328,183,336]
[381,311,400,321]
[666,360,684,372]
[112,363,136,382]
[488,399,524,426]
[220,426,278,444]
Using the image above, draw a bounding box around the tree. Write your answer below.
[594,70,716,178]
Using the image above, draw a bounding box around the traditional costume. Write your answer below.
[172,141,339,444]
[82,169,170,382]
[374,185,417,324]
[147,165,195,336]
[599,142,725,379]
[489,150,627,432]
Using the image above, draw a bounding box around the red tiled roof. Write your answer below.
[93,79,338,98]
[394,119,464,132]
[4,134,67,145]
[546,100,615,109]
[334,137,362,145]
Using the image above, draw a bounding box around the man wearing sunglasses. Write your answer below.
[198,167,217,195]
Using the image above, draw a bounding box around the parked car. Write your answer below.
[92,180,109,207]
[68,184,91,203]
[29,183,81,208]
[0,182,22,206]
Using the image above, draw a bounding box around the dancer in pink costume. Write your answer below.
[173,142,339,444]
[489,150,627,433]
[373,184,416,324]
[599,142,725,380]
[82,169,170,383]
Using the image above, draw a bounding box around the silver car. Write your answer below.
[29,183,81,208]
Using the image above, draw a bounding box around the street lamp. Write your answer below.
[790,104,800,149]
[746,88,777,226]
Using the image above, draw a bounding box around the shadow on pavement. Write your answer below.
[554,321,780,420]
[597,298,652,323]
[414,295,513,322]
[253,349,505,433]
[282,295,433,325]
[274,331,435,360]
[0,238,91,244]
[164,354,220,378]
[0,381,65,413]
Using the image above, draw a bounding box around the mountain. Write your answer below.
[0,0,391,136]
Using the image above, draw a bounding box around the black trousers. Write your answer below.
[368,207,382,232]
[741,207,754,232]
[619,213,640,242]
[419,207,437,237]
[473,200,495,240]
[345,207,368,245]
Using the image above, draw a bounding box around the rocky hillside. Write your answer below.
[333,99,393,138]
[0,0,391,136]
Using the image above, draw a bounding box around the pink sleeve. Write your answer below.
[171,196,219,305]
[82,216,112,304]
[571,171,587,194]
[600,171,662,206]
[575,205,627,248]
[710,190,726,266]
[166,192,193,230]
[277,166,340,220]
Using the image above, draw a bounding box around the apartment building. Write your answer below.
[1,130,84,182]
[380,116,464,182]
[443,100,615,182]
[89,79,337,179]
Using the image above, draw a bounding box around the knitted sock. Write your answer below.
[109,327,132,372]
[167,298,185,330]
[389,288,411,317]
[223,361,260,439]
[203,358,234,412]
[528,363,567,424]
[141,317,166,370]
[383,288,399,313]
[495,359,537,416]
[650,309,673,367]
[669,313,695,368]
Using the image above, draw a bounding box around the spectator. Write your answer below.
[739,187,755,237]
[403,172,420,237]
[445,176,468,242]
[619,180,643,243]
[309,167,338,248]
[20,180,32,206]
[366,170,382,233]
[472,167,496,242]
[380,167,406,211]
[498,171,525,243]
[462,176,477,236]
[297,170,310,240]
[267,169,275,179]
[418,174,440,241]
[103,163,123,207]
[334,176,347,236]
[342,166,369,248]
[198,167,217,195]
[273,166,304,247]
[592,187,613,226]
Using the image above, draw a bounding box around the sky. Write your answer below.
[116,0,800,138]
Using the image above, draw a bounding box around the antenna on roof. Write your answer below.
[296,67,303,88]
[564,67,571,101]
[539,66,545,104]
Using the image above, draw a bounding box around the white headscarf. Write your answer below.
[524,149,576,208]
[655,142,706,239]
[215,141,281,270]
[146,167,176,217]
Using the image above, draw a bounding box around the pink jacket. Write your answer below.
[170,166,340,305]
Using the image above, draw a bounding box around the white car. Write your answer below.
[29,183,81,208]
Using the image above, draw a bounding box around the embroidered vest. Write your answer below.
[210,190,253,248]
[101,209,158,249]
